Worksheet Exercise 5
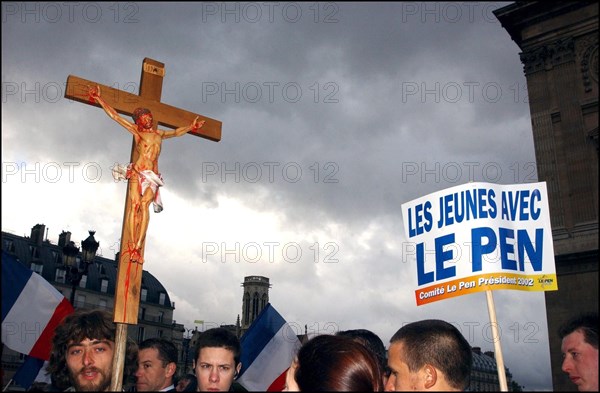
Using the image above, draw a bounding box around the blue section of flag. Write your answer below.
[237,303,300,391]
[12,356,46,389]
[239,303,286,375]
[1,251,32,321]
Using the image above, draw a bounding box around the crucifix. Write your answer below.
[65,58,221,391]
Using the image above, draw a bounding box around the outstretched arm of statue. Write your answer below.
[162,116,205,139]
[89,85,138,136]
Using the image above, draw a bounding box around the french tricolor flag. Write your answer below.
[2,251,74,387]
[237,303,301,391]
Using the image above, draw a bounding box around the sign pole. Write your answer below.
[485,289,508,391]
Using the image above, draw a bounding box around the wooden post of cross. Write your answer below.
[65,58,221,391]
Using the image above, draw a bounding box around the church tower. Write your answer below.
[240,276,271,334]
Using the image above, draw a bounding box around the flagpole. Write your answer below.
[2,379,14,392]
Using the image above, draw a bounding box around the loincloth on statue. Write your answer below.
[112,163,164,213]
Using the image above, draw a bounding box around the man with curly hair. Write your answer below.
[47,309,137,391]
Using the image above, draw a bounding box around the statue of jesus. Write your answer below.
[89,85,204,263]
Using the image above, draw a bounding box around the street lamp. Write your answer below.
[82,230,100,269]
[62,231,99,307]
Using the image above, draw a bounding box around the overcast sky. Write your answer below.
[2,2,554,390]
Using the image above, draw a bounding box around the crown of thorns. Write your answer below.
[132,107,152,123]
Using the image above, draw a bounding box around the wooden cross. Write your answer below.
[65,58,221,390]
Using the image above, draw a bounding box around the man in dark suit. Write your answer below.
[135,338,178,392]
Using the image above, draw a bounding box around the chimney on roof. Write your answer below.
[484,351,495,359]
[31,224,46,246]
[58,231,72,248]
[472,346,482,355]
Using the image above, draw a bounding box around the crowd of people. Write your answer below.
[27,309,597,391]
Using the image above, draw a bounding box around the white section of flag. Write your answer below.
[2,272,63,354]
[238,322,300,391]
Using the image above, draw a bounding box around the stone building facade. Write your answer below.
[494,2,598,390]
[470,347,516,391]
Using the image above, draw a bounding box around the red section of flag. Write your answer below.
[29,297,74,360]
[266,368,288,391]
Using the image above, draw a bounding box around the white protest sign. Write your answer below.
[401,182,557,306]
